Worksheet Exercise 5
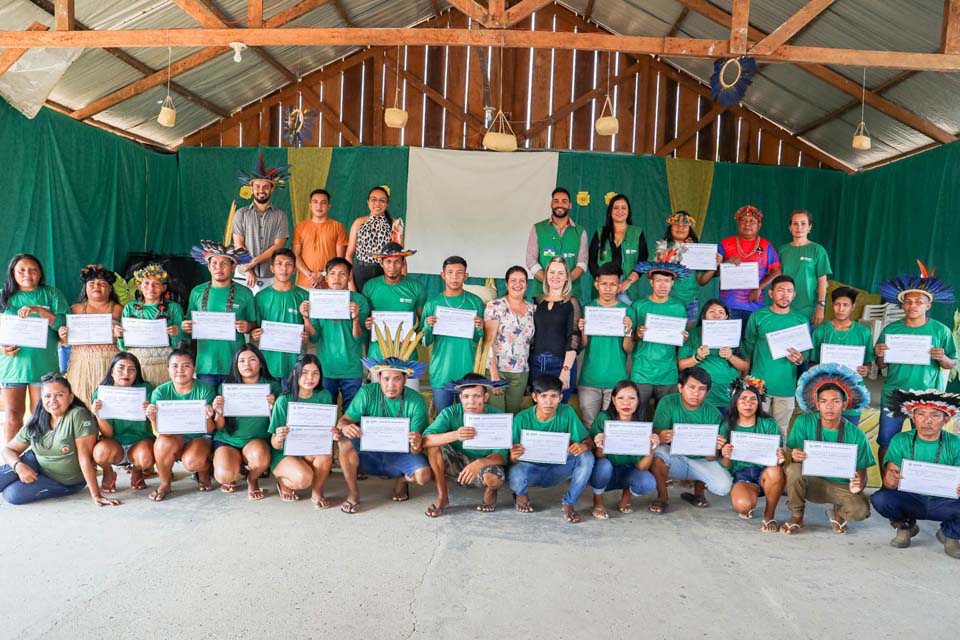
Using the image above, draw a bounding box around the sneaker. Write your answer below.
[890,523,920,548]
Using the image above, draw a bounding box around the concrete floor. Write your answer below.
[3,468,958,640]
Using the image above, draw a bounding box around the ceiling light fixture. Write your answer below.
[230,42,247,63]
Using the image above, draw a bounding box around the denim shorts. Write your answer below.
[733,466,766,494]
[359,450,429,479]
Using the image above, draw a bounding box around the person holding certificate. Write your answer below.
[422,373,511,516]
[361,242,426,390]
[784,367,874,534]
[718,377,785,531]
[483,266,535,415]
[336,342,431,514]
[1,373,120,506]
[305,257,369,413]
[875,264,956,466]
[526,187,588,299]
[90,353,154,493]
[59,265,122,406]
[0,254,70,443]
[649,368,730,513]
[742,275,810,438]
[777,210,832,326]
[421,256,486,413]
[577,263,636,427]
[232,155,292,292]
[588,381,660,519]
[658,211,720,326]
[629,246,691,420]
[587,194,648,304]
[183,241,259,389]
[117,263,184,387]
[871,389,960,557]
[508,375,595,523]
[810,287,874,425]
[145,347,217,501]
[211,345,280,500]
[530,257,582,404]
[678,299,749,414]
[268,354,337,506]
[252,249,311,387]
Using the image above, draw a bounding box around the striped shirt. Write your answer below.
[232,204,290,277]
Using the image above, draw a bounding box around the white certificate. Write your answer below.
[66,314,114,345]
[0,315,48,349]
[883,334,933,366]
[584,306,627,337]
[602,421,653,456]
[701,319,742,348]
[286,402,338,428]
[681,243,719,271]
[643,313,686,346]
[801,440,857,479]
[191,311,237,341]
[898,459,960,499]
[462,413,513,450]
[819,344,866,370]
[283,426,334,457]
[360,416,410,453]
[432,306,477,340]
[670,423,720,457]
[719,262,760,290]
[96,385,147,422]
[729,431,780,467]
[370,311,415,342]
[156,400,207,435]
[121,318,168,348]
[309,289,351,320]
[518,429,570,464]
[258,320,304,354]
[765,324,813,360]
[221,383,271,417]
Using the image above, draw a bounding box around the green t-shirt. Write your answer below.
[423,403,509,462]
[118,301,185,350]
[580,301,635,389]
[667,243,702,306]
[0,287,69,384]
[630,297,687,385]
[255,285,309,381]
[187,282,258,375]
[512,404,588,443]
[312,291,370,379]
[590,411,651,467]
[14,405,98,485]
[421,292,486,387]
[91,382,154,446]
[777,242,831,319]
[267,389,335,469]
[344,382,428,433]
[679,331,741,410]
[742,307,811,397]
[362,276,427,361]
[214,378,283,447]
[150,379,216,440]
[651,392,722,460]
[719,416,782,475]
[879,319,958,405]
[811,320,875,365]
[884,429,960,468]
[786,412,876,484]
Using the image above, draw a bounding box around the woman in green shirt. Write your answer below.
[1,372,120,507]
[660,212,718,328]
[587,194,648,304]
[117,263,184,388]
[678,299,750,414]
[211,344,278,500]
[90,352,154,493]
[0,254,69,443]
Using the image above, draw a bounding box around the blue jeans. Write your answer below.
[323,377,363,412]
[509,451,595,506]
[431,386,457,413]
[871,488,960,539]
[653,446,733,496]
[589,457,656,496]
[0,451,86,505]
[728,307,753,335]
[358,450,429,479]
[684,300,700,324]
[878,406,907,447]
[197,374,226,389]
[530,352,578,404]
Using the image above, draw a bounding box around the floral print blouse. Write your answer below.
[484,297,536,373]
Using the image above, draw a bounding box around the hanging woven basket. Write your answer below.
[594,94,619,136]
[482,110,517,152]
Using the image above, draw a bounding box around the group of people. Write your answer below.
[1,157,958,560]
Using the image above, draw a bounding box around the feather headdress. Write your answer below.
[191,240,252,265]
[795,363,870,413]
[886,388,960,420]
[879,260,954,305]
[634,239,692,280]
[362,321,426,378]
[237,152,291,188]
[729,375,768,401]
[444,340,510,393]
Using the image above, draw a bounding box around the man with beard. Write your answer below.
[526,187,588,298]
[233,156,292,292]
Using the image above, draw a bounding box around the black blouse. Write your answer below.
[530,297,582,358]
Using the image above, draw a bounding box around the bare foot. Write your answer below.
[477,486,498,512]
[391,478,410,502]
[515,495,534,513]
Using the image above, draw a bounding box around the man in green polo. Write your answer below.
[526,187,588,298]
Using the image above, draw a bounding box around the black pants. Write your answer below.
[353,261,384,293]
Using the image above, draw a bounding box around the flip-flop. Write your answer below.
[220,483,238,494]
[247,487,265,501]
[476,501,496,512]
[761,519,779,533]
[780,521,804,535]
[340,500,360,514]
[591,506,609,520]
[148,488,171,502]
[514,498,534,513]
[312,496,334,509]
[681,492,710,508]
[276,481,299,502]
[130,471,147,491]
[425,502,447,518]
[100,476,117,494]
[738,508,756,520]
[561,508,582,524]
[391,491,410,502]
[648,500,667,514]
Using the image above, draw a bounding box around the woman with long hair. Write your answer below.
[345,186,405,292]
[0,372,120,506]
[660,212,719,327]
[0,254,70,443]
[117,263,184,387]
[90,352,154,493]
[530,257,581,404]
[483,265,536,414]
[587,194,648,304]
[677,299,749,414]
[211,344,279,500]
[268,354,337,506]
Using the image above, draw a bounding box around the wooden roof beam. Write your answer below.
[446,0,489,25]
[793,70,917,136]
[333,0,355,28]
[943,0,960,53]
[658,103,726,156]
[749,0,834,56]
[0,22,48,77]
[383,53,486,132]
[730,0,749,54]
[503,0,555,28]
[54,0,74,31]
[248,0,263,29]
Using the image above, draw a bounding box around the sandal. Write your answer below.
[391,490,410,502]
[195,476,213,492]
[276,481,300,502]
[591,506,609,520]
[425,502,447,518]
[220,483,237,494]
[830,517,848,534]
[619,503,633,514]
[681,492,710,508]
[780,521,804,535]
[761,519,779,533]
[247,487,265,501]
[148,487,171,502]
[340,500,360,514]
[130,470,147,491]
[312,496,334,509]
[561,507,582,524]
[476,501,496,512]
[100,474,117,494]
[648,500,667,514]
[738,508,756,520]
[514,497,534,513]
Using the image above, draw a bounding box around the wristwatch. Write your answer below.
[817,300,826,307]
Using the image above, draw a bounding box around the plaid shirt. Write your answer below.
[232,204,290,277]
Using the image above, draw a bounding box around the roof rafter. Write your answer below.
[54,0,74,31]
[749,0,834,56]
[730,0,749,54]
[0,22,47,77]
[942,0,960,53]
